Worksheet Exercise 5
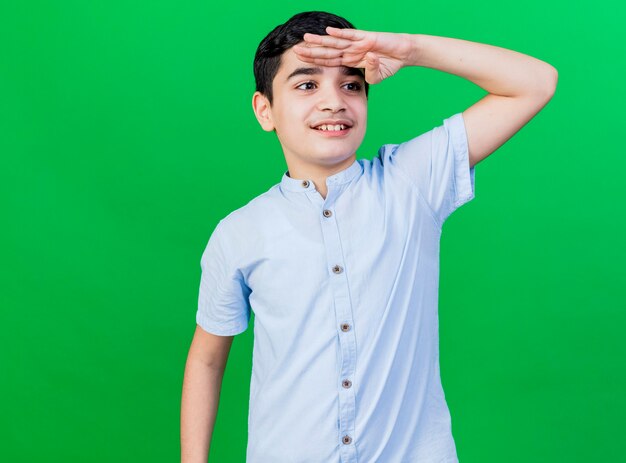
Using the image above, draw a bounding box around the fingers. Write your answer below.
[293,46,344,66]
[302,32,352,49]
[366,52,379,67]
[325,26,369,41]
[293,26,373,67]
[365,52,380,81]
[293,44,344,60]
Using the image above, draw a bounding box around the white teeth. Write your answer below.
[316,124,347,131]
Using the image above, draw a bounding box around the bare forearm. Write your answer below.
[404,33,557,97]
[181,357,225,463]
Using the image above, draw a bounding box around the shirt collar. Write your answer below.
[279,158,362,193]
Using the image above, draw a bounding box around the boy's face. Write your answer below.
[252,45,368,173]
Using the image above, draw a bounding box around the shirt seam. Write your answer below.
[391,159,443,232]
[449,112,473,209]
[198,219,251,335]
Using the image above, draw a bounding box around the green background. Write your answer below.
[2,0,624,461]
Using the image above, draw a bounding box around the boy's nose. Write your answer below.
[316,86,346,112]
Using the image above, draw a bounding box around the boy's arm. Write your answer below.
[294,27,558,168]
[404,33,558,168]
[181,325,234,463]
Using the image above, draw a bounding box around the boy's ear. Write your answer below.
[252,91,275,132]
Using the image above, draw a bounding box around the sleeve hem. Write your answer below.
[448,112,476,209]
[196,312,248,336]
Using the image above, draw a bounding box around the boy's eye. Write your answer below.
[345,82,363,92]
[295,81,363,92]
[296,81,316,90]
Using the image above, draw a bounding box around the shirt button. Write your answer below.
[342,379,352,388]
[342,435,352,445]
[301,180,309,188]
[323,209,332,218]
[341,323,351,332]
[332,265,343,274]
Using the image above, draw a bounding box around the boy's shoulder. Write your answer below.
[215,183,281,232]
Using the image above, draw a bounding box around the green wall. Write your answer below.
[2,1,624,461]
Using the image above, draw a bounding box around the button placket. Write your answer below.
[319,197,358,463]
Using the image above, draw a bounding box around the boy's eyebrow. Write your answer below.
[286,66,365,82]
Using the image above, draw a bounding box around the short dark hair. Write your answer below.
[253,11,370,106]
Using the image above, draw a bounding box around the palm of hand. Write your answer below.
[293,27,413,85]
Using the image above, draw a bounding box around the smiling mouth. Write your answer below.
[312,127,350,137]
[311,124,351,136]
[313,123,349,131]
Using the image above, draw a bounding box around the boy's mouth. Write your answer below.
[312,126,351,137]
[310,120,353,137]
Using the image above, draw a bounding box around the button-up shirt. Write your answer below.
[197,112,476,462]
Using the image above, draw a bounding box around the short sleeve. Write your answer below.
[382,112,476,227]
[196,220,251,336]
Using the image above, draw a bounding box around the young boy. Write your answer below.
[181,11,557,463]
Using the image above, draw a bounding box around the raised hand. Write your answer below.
[292,26,416,85]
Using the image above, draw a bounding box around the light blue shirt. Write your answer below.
[197,112,476,462]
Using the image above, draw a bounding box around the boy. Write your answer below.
[181,11,557,463]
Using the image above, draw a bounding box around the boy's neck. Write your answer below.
[286,155,356,200]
